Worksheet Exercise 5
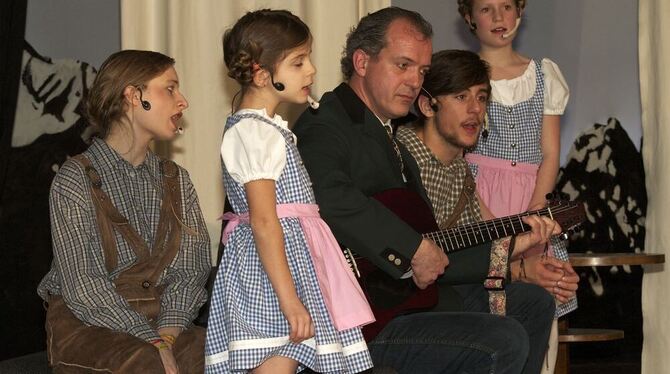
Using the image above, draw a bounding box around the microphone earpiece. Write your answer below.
[421,87,439,113]
[270,73,285,91]
[429,99,439,113]
[307,95,320,110]
[175,127,184,135]
[502,17,521,39]
[137,88,151,111]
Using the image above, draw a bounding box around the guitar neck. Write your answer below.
[423,208,551,253]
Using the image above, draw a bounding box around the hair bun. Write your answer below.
[228,50,255,85]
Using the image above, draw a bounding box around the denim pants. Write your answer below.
[367,282,555,374]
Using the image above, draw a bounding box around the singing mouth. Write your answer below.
[462,120,481,133]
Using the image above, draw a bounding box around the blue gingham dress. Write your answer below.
[469,60,577,317]
[205,112,373,373]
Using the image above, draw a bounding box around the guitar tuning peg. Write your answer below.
[559,232,569,241]
[545,192,555,200]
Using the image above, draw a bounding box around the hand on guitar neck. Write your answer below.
[511,215,563,259]
[411,239,449,289]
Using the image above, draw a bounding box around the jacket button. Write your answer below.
[394,258,402,266]
[388,254,396,261]
[142,281,151,289]
[510,143,517,148]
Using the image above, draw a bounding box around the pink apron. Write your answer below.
[222,203,375,331]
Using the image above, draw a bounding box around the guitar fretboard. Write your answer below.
[423,206,565,253]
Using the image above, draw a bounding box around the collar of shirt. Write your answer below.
[88,138,161,181]
[397,125,466,170]
[371,113,393,138]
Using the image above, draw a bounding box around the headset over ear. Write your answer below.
[421,87,439,113]
[136,87,151,111]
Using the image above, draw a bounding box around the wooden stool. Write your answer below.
[555,252,665,374]
[555,319,625,374]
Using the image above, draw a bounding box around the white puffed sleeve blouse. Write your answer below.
[489,58,570,115]
[221,108,294,184]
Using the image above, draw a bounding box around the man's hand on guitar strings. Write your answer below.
[512,215,562,258]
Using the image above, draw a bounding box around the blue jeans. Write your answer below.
[368,282,554,374]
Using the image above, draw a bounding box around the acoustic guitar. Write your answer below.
[343,188,586,341]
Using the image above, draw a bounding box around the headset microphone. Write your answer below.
[137,88,151,111]
[502,17,521,39]
[270,74,285,91]
[482,112,490,139]
[421,87,439,112]
[307,95,320,109]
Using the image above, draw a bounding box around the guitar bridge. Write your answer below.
[343,247,361,278]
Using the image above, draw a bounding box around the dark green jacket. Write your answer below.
[293,83,493,309]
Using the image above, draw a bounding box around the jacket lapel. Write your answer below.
[332,83,433,210]
[333,84,404,179]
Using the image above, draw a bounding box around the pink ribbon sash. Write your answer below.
[221,204,374,331]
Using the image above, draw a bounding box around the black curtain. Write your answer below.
[0,0,34,360]
[0,1,26,198]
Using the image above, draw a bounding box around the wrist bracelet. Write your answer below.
[160,334,176,346]
[150,339,170,351]
[518,256,527,280]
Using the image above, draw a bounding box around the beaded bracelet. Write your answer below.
[150,339,170,351]
[161,334,177,346]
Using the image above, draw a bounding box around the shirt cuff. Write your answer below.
[127,322,161,343]
[157,309,192,331]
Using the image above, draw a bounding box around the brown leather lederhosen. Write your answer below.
[46,155,204,374]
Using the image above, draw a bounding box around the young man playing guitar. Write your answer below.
[294,8,562,374]
[396,49,580,373]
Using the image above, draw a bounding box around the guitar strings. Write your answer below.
[426,205,576,251]
[423,205,578,252]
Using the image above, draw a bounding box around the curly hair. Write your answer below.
[223,9,311,87]
[85,50,174,138]
[340,7,432,80]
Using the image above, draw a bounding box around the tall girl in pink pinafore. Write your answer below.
[458,1,577,372]
[204,9,374,374]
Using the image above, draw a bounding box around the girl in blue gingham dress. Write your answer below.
[458,0,577,372]
[205,9,373,374]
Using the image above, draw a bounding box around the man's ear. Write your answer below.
[417,95,436,118]
[352,49,370,77]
